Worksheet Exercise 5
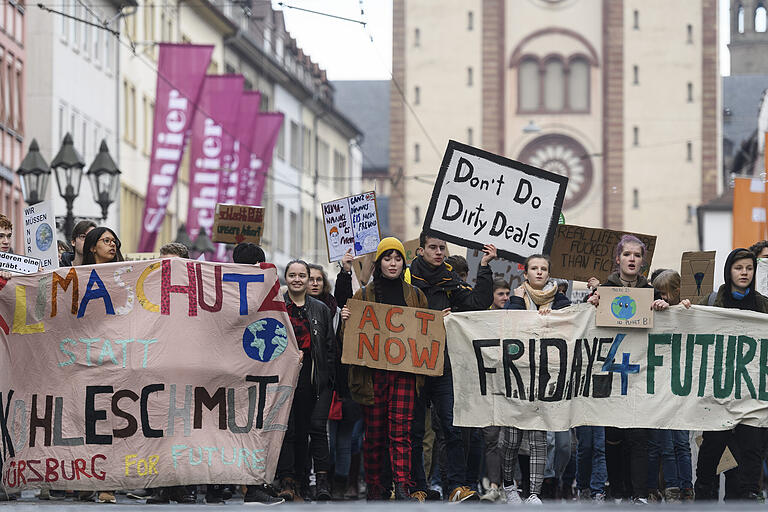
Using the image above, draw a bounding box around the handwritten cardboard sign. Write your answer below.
[422,140,567,263]
[549,224,657,283]
[466,248,525,288]
[0,252,41,274]
[322,192,381,262]
[23,200,59,271]
[757,259,768,298]
[342,299,445,376]
[211,203,264,244]
[680,251,715,303]
[595,287,654,328]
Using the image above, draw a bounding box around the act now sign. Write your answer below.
[341,299,445,376]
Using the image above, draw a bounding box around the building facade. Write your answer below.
[116,0,362,268]
[390,0,720,270]
[26,0,121,240]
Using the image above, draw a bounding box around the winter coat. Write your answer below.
[283,293,337,393]
[346,280,428,405]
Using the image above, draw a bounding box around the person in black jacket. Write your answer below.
[408,231,496,502]
[694,248,768,502]
[585,235,668,504]
[59,220,96,267]
[502,254,570,505]
[277,260,337,502]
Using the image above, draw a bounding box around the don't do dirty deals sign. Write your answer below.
[423,141,568,263]
[0,259,299,490]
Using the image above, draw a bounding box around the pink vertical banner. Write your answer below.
[232,92,262,205]
[186,75,244,246]
[137,43,213,252]
[240,113,284,206]
[213,91,261,261]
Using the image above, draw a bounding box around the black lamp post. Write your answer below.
[50,133,85,241]
[86,140,121,220]
[192,228,215,259]
[174,223,193,250]
[16,139,51,205]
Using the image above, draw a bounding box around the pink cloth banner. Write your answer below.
[0,260,299,490]
[137,44,213,253]
[213,91,261,262]
[186,75,244,244]
[239,113,284,206]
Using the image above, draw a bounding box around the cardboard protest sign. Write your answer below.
[680,251,715,302]
[23,200,59,271]
[212,203,265,244]
[466,248,525,288]
[422,140,567,263]
[548,224,656,283]
[322,192,381,262]
[595,286,654,328]
[757,259,768,297]
[124,252,162,261]
[341,299,445,376]
[0,259,300,490]
[446,303,768,430]
[0,252,41,274]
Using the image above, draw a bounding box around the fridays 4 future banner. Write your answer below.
[0,259,299,490]
[446,303,768,431]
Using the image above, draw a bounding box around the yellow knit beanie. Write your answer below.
[375,237,406,261]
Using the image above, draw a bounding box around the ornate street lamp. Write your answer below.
[50,133,85,240]
[86,140,121,220]
[192,228,215,258]
[16,139,51,205]
[174,223,193,250]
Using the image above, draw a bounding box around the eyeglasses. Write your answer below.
[98,237,118,246]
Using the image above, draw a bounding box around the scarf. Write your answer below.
[523,280,557,311]
[409,255,463,292]
[316,292,338,313]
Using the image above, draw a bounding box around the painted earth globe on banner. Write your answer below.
[242,318,288,362]
[35,223,54,252]
[611,295,637,320]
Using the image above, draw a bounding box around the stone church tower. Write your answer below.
[729,0,768,74]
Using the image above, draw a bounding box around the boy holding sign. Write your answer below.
[408,231,496,502]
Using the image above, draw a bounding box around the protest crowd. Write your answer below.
[1,206,768,507]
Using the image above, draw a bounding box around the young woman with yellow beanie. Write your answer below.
[341,237,428,501]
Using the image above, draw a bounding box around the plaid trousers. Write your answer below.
[501,427,547,495]
[363,369,417,491]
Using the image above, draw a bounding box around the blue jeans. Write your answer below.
[544,431,572,480]
[671,430,692,489]
[412,370,467,491]
[328,418,356,477]
[575,426,607,495]
[648,429,677,489]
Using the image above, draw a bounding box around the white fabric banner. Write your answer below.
[446,303,768,431]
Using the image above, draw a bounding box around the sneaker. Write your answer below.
[525,494,543,505]
[244,484,285,506]
[480,486,502,503]
[748,492,766,503]
[410,491,427,503]
[425,488,442,500]
[98,491,117,504]
[503,484,523,505]
[592,492,606,503]
[681,488,695,502]
[77,491,96,502]
[632,497,648,505]
[449,486,478,503]
[126,489,153,500]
